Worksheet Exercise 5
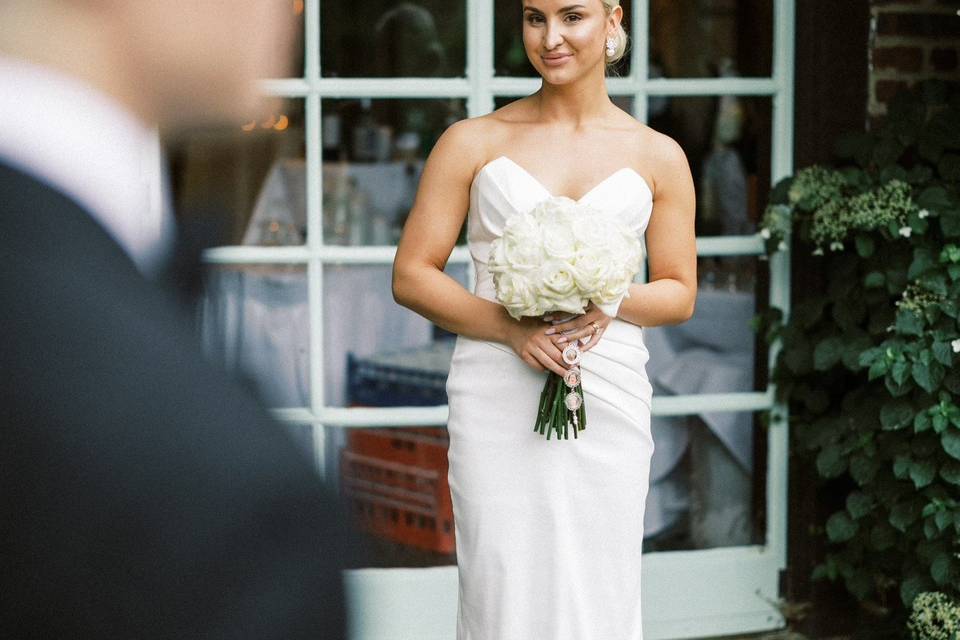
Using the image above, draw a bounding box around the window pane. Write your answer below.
[648,95,771,236]
[495,0,634,77]
[320,2,466,77]
[644,411,766,551]
[166,98,306,246]
[322,263,470,408]
[650,0,773,78]
[320,98,467,246]
[198,263,310,408]
[645,255,767,396]
[321,260,470,569]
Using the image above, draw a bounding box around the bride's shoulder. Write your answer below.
[441,100,527,148]
[432,100,529,174]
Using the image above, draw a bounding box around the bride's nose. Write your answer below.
[543,21,565,50]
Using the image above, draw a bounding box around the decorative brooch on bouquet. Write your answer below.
[487,195,644,440]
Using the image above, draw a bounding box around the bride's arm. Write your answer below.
[392,120,569,377]
[616,135,697,328]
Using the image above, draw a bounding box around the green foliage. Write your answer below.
[756,80,960,613]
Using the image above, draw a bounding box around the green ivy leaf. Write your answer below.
[891,360,912,385]
[932,341,955,366]
[941,430,960,461]
[844,571,874,601]
[870,523,896,551]
[816,445,847,478]
[930,552,953,585]
[850,454,879,486]
[864,271,885,288]
[893,454,912,480]
[895,310,924,336]
[940,460,960,485]
[881,400,914,430]
[855,234,875,258]
[914,411,932,433]
[826,511,858,542]
[886,374,914,397]
[908,247,936,279]
[909,459,937,489]
[912,360,945,393]
[900,573,934,608]
[814,337,845,371]
[934,509,952,532]
[941,211,960,238]
[846,491,874,519]
[917,185,952,211]
[868,359,888,380]
[890,500,922,532]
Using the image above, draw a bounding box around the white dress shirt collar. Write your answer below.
[0,54,175,277]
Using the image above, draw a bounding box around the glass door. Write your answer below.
[165,1,795,637]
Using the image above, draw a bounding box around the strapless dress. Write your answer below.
[445,155,656,640]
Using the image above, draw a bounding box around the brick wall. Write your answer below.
[868,0,960,127]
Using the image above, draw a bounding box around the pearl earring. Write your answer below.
[605,37,616,58]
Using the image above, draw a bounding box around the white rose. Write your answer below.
[594,276,630,305]
[572,247,618,295]
[538,259,578,298]
[531,196,577,226]
[493,270,540,319]
[542,293,586,316]
[499,214,543,270]
[541,223,577,261]
[570,214,610,249]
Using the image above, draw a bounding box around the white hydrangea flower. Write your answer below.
[952,338,960,354]
[830,241,843,251]
[918,208,930,219]
[778,240,788,251]
[760,227,771,239]
[899,226,912,238]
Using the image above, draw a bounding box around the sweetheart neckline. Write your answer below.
[471,154,653,204]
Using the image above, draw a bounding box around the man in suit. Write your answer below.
[0,1,359,637]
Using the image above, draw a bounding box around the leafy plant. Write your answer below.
[756,79,960,615]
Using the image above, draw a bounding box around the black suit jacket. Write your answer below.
[0,161,358,638]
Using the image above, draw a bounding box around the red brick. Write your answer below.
[930,47,959,71]
[876,11,960,37]
[873,45,924,71]
[875,78,914,102]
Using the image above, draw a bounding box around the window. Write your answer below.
[165,1,794,637]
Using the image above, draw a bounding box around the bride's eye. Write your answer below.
[564,13,583,23]
[525,14,544,25]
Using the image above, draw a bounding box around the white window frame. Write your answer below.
[197,1,795,637]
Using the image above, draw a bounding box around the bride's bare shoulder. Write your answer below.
[624,119,691,197]
[434,98,534,167]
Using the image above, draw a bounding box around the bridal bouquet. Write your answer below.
[487,195,644,440]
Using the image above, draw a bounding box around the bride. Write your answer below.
[392,1,696,638]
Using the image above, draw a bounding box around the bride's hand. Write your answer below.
[505,315,572,377]
[543,302,613,354]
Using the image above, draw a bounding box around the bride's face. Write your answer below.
[521,0,618,82]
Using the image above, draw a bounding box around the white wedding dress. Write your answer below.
[445,155,656,640]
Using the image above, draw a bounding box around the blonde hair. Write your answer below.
[601,0,629,66]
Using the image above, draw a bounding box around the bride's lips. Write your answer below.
[542,53,572,66]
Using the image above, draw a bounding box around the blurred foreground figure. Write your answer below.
[0,2,354,637]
